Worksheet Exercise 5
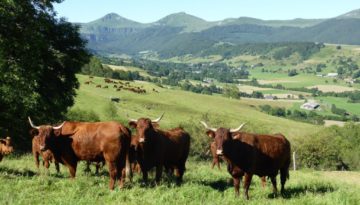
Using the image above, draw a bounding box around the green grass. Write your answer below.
[316,96,360,116]
[75,74,319,139]
[0,155,359,205]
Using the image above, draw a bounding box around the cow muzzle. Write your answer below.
[139,138,145,143]
[216,149,223,156]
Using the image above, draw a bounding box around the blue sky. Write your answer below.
[54,0,360,23]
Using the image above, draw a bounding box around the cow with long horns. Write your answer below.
[28,117,132,190]
[128,114,190,184]
[201,121,290,199]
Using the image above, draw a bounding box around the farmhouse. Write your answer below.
[300,102,320,110]
[264,95,274,100]
[327,73,338,78]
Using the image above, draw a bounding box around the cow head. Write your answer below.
[0,136,14,155]
[201,121,245,156]
[28,117,65,151]
[128,113,164,143]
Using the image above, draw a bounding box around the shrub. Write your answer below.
[66,108,100,122]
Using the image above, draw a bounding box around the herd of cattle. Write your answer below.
[85,77,149,94]
[0,114,291,199]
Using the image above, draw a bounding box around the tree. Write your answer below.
[222,84,240,99]
[0,0,90,150]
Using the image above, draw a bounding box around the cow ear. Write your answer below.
[129,121,137,129]
[29,129,39,137]
[151,122,160,129]
[206,130,215,138]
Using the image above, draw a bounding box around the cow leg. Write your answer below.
[155,165,163,185]
[108,161,117,190]
[270,176,278,196]
[280,167,288,195]
[84,161,91,174]
[142,170,148,184]
[116,163,126,189]
[243,173,253,200]
[233,177,240,197]
[95,162,101,175]
[33,151,40,171]
[55,161,60,174]
[67,162,77,178]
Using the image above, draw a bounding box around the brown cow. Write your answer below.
[201,121,290,199]
[30,129,60,173]
[28,117,132,190]
[0,137,13,162]
[128,114,190,184]
[209,140,267,188]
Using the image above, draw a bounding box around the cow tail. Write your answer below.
[124,126,132,182]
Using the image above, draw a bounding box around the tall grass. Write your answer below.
[0,155,359,205]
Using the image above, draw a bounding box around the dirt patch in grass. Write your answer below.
[307,85,356,93]
[258,79,298,84]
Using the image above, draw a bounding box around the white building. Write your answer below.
[300,102,320,111]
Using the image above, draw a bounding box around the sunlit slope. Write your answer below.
[73,74,320,139]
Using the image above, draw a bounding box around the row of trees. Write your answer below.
[81,57,143,81]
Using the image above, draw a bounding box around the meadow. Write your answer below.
[1,155,359,205]
[1,74,359,205]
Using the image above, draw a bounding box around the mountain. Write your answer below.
[337,8,360,19]
[79,9,360,58]
[153,12,214,32]
[80,13,146,34]
[219,17,325,28]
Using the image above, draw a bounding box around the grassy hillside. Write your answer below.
[74,74,319,139]
[0,155,359,205]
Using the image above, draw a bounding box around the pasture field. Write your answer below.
[75,74,318,139]
[0,155,359,205]
[316,96,360,116]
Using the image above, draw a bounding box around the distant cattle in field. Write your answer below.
[84,81,90,85]
[89,76,94,79]
[153,88,159,93]
[104,85,109,89]
[96,84,101,88]
[30,129,60,173]
[116,88,121,91]
[201,121,290,199]
[113,85,117,88]
[110,97,120,103]
[28,117,132,190]
[0,136,13,162]
[104,78,113,83]
[128,114,190,184]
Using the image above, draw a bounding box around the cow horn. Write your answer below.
[53,121,65,130]
[230,123,246,133]
[152,113,164,123]
[28,117,40,129]
[126,113,137,122]
[200,121,216,132]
